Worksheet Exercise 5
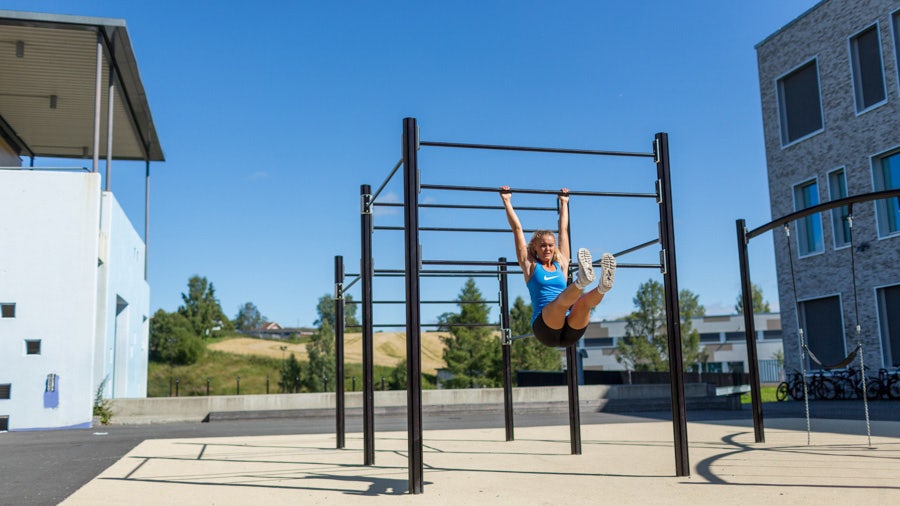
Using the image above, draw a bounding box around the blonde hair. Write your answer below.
[528,230,560,263]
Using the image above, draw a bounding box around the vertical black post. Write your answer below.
[360,184,375,465]
[655,132,690,477]
[335,255,346,449]
[562,193,581,455]
[565,346,582,454]
[499,257,514,441]
[402,117,424,494]
[736,219,764,442]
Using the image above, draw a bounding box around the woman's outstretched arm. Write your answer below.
[500,186,532,279]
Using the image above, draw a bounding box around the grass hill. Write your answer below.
[147,332,450,397]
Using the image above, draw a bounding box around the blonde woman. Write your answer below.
[500,186,615,347]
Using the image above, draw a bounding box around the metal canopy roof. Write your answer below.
[0,10,164,162]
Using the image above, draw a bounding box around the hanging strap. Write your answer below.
[803,342,860,370]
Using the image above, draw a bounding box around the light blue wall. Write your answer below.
[98,192,149,399]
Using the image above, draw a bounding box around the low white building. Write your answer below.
[0,11,163,430]
[579,313,784,382]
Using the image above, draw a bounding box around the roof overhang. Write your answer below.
[0,10,164,162]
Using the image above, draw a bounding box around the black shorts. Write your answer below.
[532,312,588,348]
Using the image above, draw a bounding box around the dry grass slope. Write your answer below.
[208,331,450,376]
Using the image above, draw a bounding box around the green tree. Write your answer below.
[388,357,408,390]
[304,298,337,392]
[178,275,232,338]
[233,301,266,332]
[509,296,562,372]
[614,279,706,372]
[278,353,303,393]
[734,283,772,314]
[148,309,205,365]
[315,293,360,328]
[440,278,502,389]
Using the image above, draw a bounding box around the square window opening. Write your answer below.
[0,384,10,400]
[850,24,886,112]
[1,303,14,318]
[26,340,41,355]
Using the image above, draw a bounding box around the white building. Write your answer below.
[580,313,784,382]
[0,11,163,430]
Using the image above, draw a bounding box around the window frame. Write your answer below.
[0,303,14,319]
[870,147,900,238]
[848,22,888,114]
[775,57,825,148]
[798,293,847,371]
[792,177,825,257]
[875,282,900,368]
[826,167,851,249]
[25,340,41,356]
[893,9,900,97]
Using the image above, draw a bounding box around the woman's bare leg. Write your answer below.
[539,283,586,329]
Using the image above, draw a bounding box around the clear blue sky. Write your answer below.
[11,1,820,328]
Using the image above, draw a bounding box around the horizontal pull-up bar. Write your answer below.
[746,188,900,240]
[374,269,520,278]
[423,259,520,267]
[420,140,656,158]
[422,183,658,199]
[375,202,559,212]
[346,299,499,305]
[375,225,544,233]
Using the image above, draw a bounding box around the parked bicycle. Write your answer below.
[776,369,837,401]
[866,368,900,400]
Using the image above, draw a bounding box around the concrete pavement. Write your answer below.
[60,416,900,505]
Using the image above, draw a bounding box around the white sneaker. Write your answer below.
[597,253,616,293]
[574,248,594,289]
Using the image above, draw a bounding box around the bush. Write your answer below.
[149,309,205,365]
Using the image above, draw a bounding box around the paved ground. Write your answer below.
[2,401,899,505]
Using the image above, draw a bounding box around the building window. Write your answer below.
[793,178,824,256]
[876,284,900,368]
[799,296,845,370]
[584,337,613,347]
[699,332,721,343]
[777,59,824,146]
[0,303,14,318]
[25,340,41,355]
[725,332,746,342]
[827,168,850,248]
[894,11,900,91]
[849,24,887,113]
[0,416,7,431]
[0,384,10,400]
[872,150,900,237]
[762,330,783,340]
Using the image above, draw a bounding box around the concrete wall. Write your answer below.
[0,170,101,429]
[96,192,149,399]
[108,384,714,425]
[757,0,900,371]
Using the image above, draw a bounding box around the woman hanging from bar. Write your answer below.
[500,186,616,347]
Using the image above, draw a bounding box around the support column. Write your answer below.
[736,219,764,442]
[655,132,690,477]
[92,32,103,173]
[360,184,375,465]
[499,257,514,441]
[334,255,346,449]
[105,65,116,191]
[402,117,424,494]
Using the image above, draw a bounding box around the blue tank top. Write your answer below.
[527,262,567,324]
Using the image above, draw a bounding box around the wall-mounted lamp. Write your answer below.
[49,95,57,109]
[16,40,24,58]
